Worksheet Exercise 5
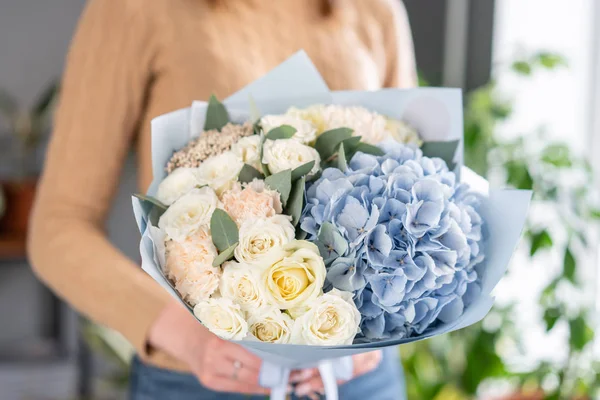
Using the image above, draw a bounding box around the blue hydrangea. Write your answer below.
[301,140,485,340]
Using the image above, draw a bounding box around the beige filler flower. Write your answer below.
[221,180,282,226]
[166,122,254,173]
[165,230,221,305]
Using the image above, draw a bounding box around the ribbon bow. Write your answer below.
[260,357,353,400]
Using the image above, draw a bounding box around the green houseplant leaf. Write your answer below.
[265,169,292,207]
[210,209,239,251]
[204,94,229,131]
[563,246,576,283]
[529,229,553,256]
[212,242,238,267]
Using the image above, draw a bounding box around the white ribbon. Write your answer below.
[260,357,353,400]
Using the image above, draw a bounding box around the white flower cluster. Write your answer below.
[154,131,359,345]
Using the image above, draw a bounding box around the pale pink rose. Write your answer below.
[220,179,283,226]
[165,231,221,305]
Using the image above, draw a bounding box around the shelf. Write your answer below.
[0,233,27,260]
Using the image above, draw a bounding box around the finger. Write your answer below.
[210,377,270,395]
[221,345,264,372]
[213,359,261,386]
[354,351,382,376]
[295,376,325,397]
[289,368,319,383]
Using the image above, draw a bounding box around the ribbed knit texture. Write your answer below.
[28,0,416,371]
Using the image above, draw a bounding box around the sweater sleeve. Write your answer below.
[28,0,181,368]
[381,0,418,88]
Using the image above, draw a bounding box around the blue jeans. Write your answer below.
[129,348,406,400]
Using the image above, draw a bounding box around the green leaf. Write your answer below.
[354,142,385,156]
[285,176,305,226]
[316,222,348,264]
[563,247,576,284]
[291,161,315,181]
[543,307,561,332]
[212,242,238,267]
[529,229,553,256]
[506,160,534,190]
[248,95,261,123]
[339,136,362,160]
[541,143,572,168]
[421,140,460,170]
[210,209,239,252]
[337,142,348,171]
[265,125,297,140]
[265,169,292,207]
[133,193,168,211]
[258,133,270,177]
[535,52,567,69]
[204,94,229,131]
[238,164,264,183]
[590,208,600,219]
[569,315,594,351]
[511,60,532,76]
[314,127,353,160]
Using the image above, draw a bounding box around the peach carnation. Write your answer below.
[165,230,221,305]
[220,179,283,226]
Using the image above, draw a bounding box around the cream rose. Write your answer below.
[291,289,361,346]
[248,306,294,344]
[221,180,282,226]
[219,261,267,311]
[195,151,243,195]
[262,139,320,176]
[387,119,422,146]
[263,240,326,310]
[234,215,295,267]
[158,187,219,242]
[165,231,220,305]
[261,114,318,144]
[156,167,202,206]
[194,297,248,340]
[231,135,262,169]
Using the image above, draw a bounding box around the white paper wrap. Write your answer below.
[132,51,532,399]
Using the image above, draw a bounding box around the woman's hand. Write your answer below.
[148,301,270,395]
[289,350,383,398]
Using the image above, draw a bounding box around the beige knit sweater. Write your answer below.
[28,0,416,371]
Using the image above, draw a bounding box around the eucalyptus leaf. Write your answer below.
[212,242,238,267]
[354,142,385,156]
[314,127,353,160]
[421,140,460,170]
[204,94,229,131]
[291,161,315,181]
[238,164,264,183]
[133,194,168,211]
[258,134,270,177]
[265,169,292,207]
[296,228,308,240]
[337,142,348,171]
[316,222,348,264]
[266,125,297,140]
[285,176,305,226]
[339,136,362,161]
[210,209,239,251]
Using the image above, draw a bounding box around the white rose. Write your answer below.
[234,215,295,267]
[262,139,320,176]
[261,114,318,144]
[219,261,267,311]
[248,306,294,344]
[291,289,361,346]
[158,187,219,242]
[196,151,243,195]
[156,167,202,206]
[263,240,326,310]
[231,135,262,169]
[193,297,248,341]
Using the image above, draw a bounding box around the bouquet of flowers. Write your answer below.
[132,52,531,399]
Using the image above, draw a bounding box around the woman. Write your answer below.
[28,0,417,398]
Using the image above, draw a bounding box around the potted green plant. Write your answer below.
[0,81,59,235]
